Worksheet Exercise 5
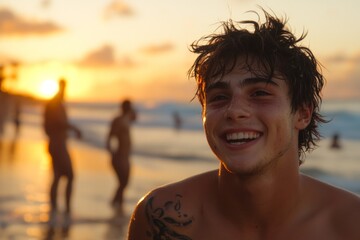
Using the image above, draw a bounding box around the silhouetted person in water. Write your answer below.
[0,65,9,144]
[8,97,22,157]
[106,99,136,213]
[330,133,342,149]
[172,111,182,131]
[13,98,21,138]
[44,78,81,217]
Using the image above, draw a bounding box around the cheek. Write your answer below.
[273,114,296,145]
[267,109,293,136]
[202,107,213,129]
[203,112,219,150]
[204,128,220,159]
[203,117,212,142]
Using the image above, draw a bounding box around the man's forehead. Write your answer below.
[208,56,273,79]
[208,68,284,84]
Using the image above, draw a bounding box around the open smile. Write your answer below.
[225,131,261,145]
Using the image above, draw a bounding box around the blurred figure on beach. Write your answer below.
[0,62,19,150]
[12,97,22,138]
[8,97,22,158]
[43,78,82,218]
[330,132,342,149]
[172,111,182,131]
[106,99,136,213]
[128,9,360,239]
[0,65,10,146]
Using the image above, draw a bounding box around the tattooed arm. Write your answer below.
[128,190,194,240]
[127,171,218,239]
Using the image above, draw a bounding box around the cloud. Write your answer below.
[325,53,360,64]
[40,0,52,8]
[140,43,175,55]
[0,7,63,36]
[103,0,134,19]
[323,52,360,99]
[79,45,115,66]
[79,44,135,68]
[343,61,360,97]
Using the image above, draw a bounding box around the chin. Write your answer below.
[221,159,268,177]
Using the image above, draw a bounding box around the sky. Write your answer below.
[1,0,360,103]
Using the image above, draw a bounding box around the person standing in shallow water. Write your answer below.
[330,132,342,149]
[44,78,82,217]
[106,99,136,213]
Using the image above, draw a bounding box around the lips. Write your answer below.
[225,131,261,145]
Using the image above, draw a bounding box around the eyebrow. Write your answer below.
[206,77,279,92]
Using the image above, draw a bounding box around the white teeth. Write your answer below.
[226,132,260,141]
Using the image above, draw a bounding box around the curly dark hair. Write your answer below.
[188,9,327,162]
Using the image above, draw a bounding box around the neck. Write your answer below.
[216,159,302,229]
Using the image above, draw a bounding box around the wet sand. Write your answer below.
[1,122,359,239]
[0,124,217,240]
[0,137,129,239]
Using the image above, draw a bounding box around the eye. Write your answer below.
[206,93,229,104]
[251,90,270,97]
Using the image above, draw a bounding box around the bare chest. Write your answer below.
[186,214,346,240]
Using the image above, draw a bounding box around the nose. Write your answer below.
[225,97,251,120]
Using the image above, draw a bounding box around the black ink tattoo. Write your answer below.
[145,194,193,240]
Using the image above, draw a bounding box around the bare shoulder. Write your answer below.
[127,170,217,240]
[326,184,360,238]
[302,175,360,238]
[302,174,360,210]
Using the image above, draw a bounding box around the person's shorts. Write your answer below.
[48,140,73,177]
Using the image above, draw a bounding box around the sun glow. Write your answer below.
[37,79,58,99]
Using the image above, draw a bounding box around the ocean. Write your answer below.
[18,98,360,148]
[9,98,360,192]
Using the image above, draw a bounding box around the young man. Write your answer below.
[128,10,360,239]
[44,78,82,218]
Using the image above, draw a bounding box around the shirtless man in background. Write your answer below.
[106,99,136,214]
[44,78,81,217]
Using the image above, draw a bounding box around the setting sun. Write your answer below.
[38,79,58,99]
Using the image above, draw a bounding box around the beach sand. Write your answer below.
[1,122,359,240]
[0,123,217,240]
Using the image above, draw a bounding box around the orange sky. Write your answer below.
[1,0,360,103]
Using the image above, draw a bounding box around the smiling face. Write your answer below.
[203,59,310,176]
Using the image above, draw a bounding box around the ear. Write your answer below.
[295,104,313,130]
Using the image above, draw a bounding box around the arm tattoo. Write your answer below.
[145,194,193,240]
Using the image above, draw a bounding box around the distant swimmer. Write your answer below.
[330,133,342,149]
[172,111,182,131]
